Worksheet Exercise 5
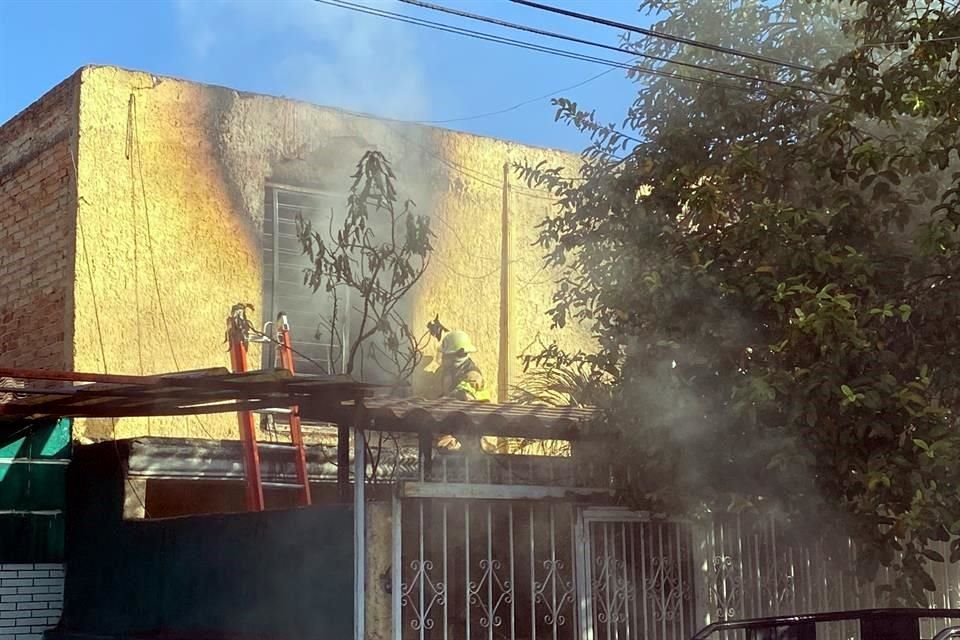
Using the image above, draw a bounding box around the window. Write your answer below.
[262,185,350,375]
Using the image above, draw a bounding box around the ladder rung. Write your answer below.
[257,443,297,450]
[262,481,307,489]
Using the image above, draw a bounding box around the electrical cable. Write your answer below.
[71,148,151,518]
[129,96,218,441]
[422,67,620,125]
[317,0,831,199]
[245,325,339,376]
[394,0,827,94]
[505,0,817,73]
[317,0,761,95]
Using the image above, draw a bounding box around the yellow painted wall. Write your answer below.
[71,65,591,441]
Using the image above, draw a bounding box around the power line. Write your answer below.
[395,0,826,93]
[424,67,619,125]
[507,0,817,73]
[317,0,757,95]
[319,0,817,198]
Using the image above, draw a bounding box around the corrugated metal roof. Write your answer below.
[0,368,376,426]
[356,397,604,439]
[0,367,606,440]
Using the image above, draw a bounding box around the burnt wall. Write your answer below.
[72,65,592,440]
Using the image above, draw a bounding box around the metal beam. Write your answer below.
[338,422,350,501]
[400,480,614,501]
[354,421,366,640]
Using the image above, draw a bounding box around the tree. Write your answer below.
[519,0,960,603]
[297,151,438,389]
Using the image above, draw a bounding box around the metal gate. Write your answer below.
[392,496,697,640]
[578,510,697,640]
[393,496,579,640]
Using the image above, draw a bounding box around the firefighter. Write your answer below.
[438,330,491,402]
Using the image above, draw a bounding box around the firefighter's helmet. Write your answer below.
[441,330,477,355]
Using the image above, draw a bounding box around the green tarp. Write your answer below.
[0,417,70,562]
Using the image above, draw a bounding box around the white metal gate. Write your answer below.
[393,496,580,640]
[392,496,697,640]
[578,510,697,640]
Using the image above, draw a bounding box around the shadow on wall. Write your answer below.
[0,418,70,562]
[58,445,354,639]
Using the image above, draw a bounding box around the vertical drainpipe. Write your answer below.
[497,162,512,405]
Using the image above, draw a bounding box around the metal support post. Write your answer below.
[392,489,403,640]
[355,419,366,640]
[338,422,350,502]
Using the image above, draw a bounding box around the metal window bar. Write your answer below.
[263,185,349,375]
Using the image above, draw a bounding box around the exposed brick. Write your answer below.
[29,580,61,588]
[0,583,29,590]
[14,603,45,611]
[14,573,45,580]
[28,595,59,603]
[0,597,28,604]
[0,80,74,372]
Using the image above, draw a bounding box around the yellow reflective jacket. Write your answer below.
[443,359,492,403]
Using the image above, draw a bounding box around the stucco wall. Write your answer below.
[71,65,591,440]
[0,74,78,372]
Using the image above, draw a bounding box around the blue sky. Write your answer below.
[0,0,652,151]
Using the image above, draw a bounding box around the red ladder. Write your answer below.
[226,305,312,511]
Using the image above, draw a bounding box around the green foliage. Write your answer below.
[521,0,960,603]
[297,151,435,385]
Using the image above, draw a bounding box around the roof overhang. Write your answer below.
[0,367,607,442]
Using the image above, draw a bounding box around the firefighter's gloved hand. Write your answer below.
[463,370,484,391]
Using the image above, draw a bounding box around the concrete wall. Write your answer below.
[0,74,78,372]
[17,64,591,441]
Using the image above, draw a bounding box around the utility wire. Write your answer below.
[394,0,826,93]
[70,147,151,518]
[423,67,619,124]
[129,95,218,441]
[317,0,758,94]
[506,0,817,73]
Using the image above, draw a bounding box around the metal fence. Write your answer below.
[695,515,960,640]
[390,454,960,640]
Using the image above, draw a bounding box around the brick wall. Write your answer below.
[0,563,64,640]
[0,73,78,371]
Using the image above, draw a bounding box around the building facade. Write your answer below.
[0,65,589,443]
[0,65,588,639]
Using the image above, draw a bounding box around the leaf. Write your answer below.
[923,549,945,563]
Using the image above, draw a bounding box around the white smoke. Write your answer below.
[174,0,431,121]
